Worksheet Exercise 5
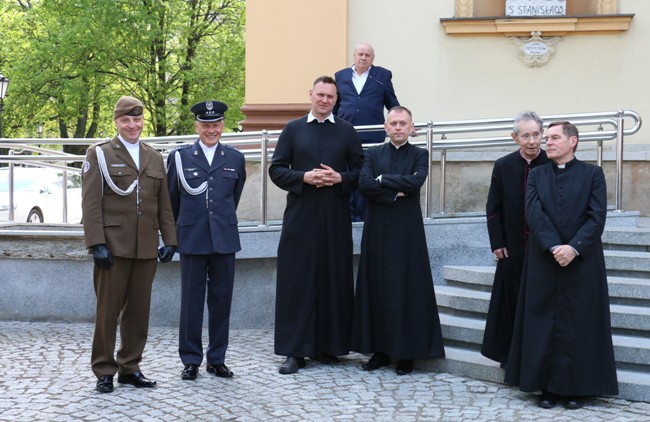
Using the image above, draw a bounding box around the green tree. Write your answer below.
[0,0,245,146]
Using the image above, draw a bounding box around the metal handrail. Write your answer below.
[0,109,642,224]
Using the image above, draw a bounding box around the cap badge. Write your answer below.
[206,101,214,111]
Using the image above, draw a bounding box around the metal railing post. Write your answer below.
[425,121,433,218]
[8,149,14,221]
[62,170,68,223]
[259,130,269,226]
[615,110,625,211]
[439,148,447,214]
[596,124,604,168]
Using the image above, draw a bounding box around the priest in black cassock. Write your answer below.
[269,76,364,375]
[481,111,549,367]
[505,121,618,410]
[351,106,445,375]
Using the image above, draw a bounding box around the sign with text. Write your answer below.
[506,0,566,17]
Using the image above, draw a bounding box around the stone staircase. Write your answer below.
[421,226,650,402]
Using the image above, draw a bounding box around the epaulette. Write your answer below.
[224,144,243,155]
[170,144,193,155]
[92,138,111,148]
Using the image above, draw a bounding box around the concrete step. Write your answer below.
[605,250,650,278]
[603,227,650,252]
[608,276,650,306]
[443,266,494,291]
[419,346,650,402]
[439,312,485,347]
[435,284,489,316]
[443,266,650,306]
[438,313,650,369]
[435,285,650,334]
[610,303,650,333]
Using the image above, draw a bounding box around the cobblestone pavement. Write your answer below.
[0,322,648,422]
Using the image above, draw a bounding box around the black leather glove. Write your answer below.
[92,244,113,270]
[158,245,176,263]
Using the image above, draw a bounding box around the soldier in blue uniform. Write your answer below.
[166,100,246,381]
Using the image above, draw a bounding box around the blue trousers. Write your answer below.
[178,253,235,365]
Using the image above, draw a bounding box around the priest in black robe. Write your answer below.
[505,121,618,410]
[269,76,364,375]
[351,106,445,375]
[481,111,549,366]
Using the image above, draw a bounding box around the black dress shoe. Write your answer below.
[181,364,198,380]
[117,371,157,388]
[537,391,559,409]
[564,396,585,410]
[313,354,339,364]
[396,359,414,375]
[362,352,391,371]
[279,357,306,374]
[206,363,233,378]
[95,375,114,393]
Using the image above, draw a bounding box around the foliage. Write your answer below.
[0,0,246,141]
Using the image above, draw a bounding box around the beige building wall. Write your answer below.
[346,0,648,144]
[241,0,648,214]
[242,0,349,129]
[244,1,647,143]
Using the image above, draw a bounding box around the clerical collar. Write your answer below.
[556,157,576,169]
[519,149,540,165]
[390,141,408,149]
[307,111,335,124]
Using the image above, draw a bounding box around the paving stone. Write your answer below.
[0,321,649,421]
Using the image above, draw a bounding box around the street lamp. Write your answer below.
[36,122,44,138]
[0,71,9,139]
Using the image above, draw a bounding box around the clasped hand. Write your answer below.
[304,164,342,188]
[553,245,577,267]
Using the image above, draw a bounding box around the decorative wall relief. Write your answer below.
[454,0,473,18]
[510,31,562,67]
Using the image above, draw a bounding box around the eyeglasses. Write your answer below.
[519,132,542,141]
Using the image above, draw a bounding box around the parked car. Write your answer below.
[0,167,82,224]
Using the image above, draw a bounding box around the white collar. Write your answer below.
[307,111,335,123]
[117,134,139,150]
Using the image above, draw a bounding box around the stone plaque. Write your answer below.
[523,41,548,56]
[506,0,566,17]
